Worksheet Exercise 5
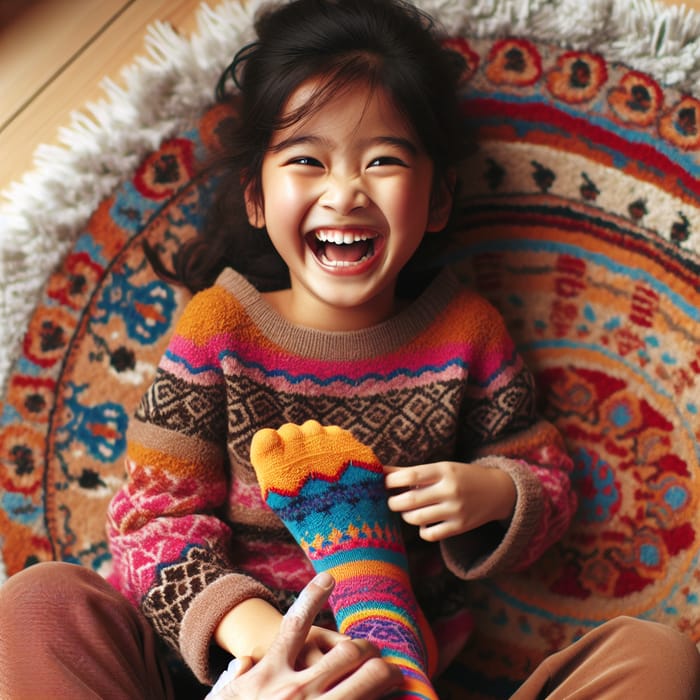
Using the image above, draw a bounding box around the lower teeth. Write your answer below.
[321,253,370,267]
[317,240,374,267]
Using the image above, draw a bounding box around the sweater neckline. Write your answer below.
[216,267,460,360]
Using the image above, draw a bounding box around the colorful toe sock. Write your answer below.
[250,420,438,700]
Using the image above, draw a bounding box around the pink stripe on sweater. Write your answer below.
[220,355,468,397]
[159,355,221,385]
[165,330,517,386]
[169,333,487,375]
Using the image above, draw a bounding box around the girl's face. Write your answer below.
[246,78,451,330]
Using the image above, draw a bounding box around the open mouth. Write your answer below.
[307,229,378,268]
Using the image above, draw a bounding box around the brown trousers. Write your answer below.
[1,562,699,699]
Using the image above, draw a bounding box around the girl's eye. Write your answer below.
[368,156,407,168]
[289,156,323,167]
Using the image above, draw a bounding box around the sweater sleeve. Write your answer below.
[106,288,278,684]
[440,296,576,580]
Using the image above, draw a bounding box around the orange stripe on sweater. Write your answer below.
[127,440,222,479]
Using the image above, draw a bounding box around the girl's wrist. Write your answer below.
[491,467,517,523]
[215,597,284,661]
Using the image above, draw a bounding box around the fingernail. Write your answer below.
[312,571,334,590]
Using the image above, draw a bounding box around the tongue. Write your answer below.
[323,240,371,263]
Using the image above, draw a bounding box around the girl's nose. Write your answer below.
[319,176,369,214]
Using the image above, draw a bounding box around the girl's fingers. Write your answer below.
[397,502,446,527]
[419,519,459,542]
[384,464,427,490]
[387,482,442,513]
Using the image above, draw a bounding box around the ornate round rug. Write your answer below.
[1,25,699,700]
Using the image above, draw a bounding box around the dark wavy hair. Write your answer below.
[150,0,467,294]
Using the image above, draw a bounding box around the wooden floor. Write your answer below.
[0,0,204,192]
[1,0,699,194]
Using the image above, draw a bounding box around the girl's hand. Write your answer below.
[384,462,517,542]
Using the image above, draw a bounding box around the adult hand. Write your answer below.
[385,461,516,541]
[205,572,403,700]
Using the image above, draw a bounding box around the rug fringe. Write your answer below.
[415,0,700,89]
[0,0,260,393]
[1,0,699,394]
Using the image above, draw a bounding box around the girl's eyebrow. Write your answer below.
[372,136,418,155]
[269,134,418,155]
[268,135,326,153]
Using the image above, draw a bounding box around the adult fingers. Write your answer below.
[272,573,336,665]
[298,627,349,670]
[296,639,392,696]
[232,657,254,677]
[289,573,335,622]
[321,650,404,700]
[204,657,252,700]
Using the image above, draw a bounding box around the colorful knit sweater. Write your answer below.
[107,266,576,684]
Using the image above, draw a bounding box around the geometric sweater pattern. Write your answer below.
[106,266,576,683]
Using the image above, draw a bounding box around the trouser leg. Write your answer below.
[512,616,700,700]
[0,561,175,700]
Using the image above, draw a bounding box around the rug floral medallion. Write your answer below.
[1,33,699,699]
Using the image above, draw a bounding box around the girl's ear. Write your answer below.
[244,184,266,229]
[426,170,456,233]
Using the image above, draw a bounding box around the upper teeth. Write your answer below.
[315,230,373,245]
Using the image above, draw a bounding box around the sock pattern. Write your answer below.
[250,420,438,700]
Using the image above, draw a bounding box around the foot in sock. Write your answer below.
[250,420,438,700]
